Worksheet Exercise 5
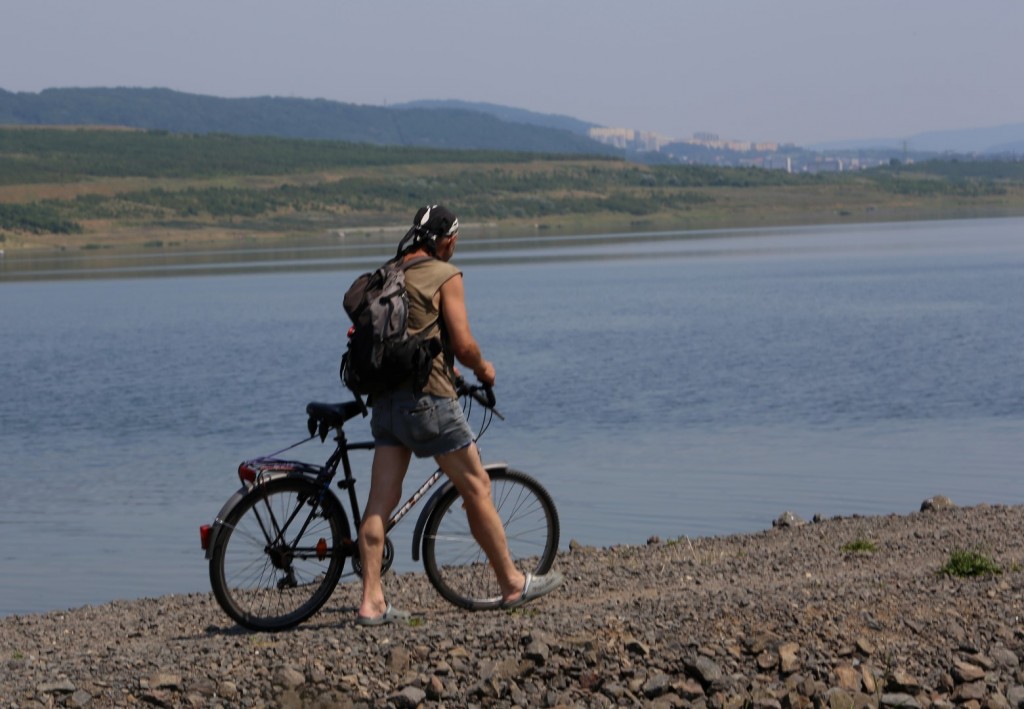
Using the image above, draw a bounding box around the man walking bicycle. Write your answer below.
[355,204,563,626]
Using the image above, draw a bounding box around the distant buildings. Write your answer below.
[587,126,895,172]
[587,127,672,152]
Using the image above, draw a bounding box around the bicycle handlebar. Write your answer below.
[454,376,503,419]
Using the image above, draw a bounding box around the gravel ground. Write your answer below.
[3,501,1024,708]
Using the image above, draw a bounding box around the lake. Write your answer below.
[2,217,1022,616]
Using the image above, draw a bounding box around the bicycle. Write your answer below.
[199,381,560,632]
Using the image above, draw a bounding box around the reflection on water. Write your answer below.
[4,219,995,282]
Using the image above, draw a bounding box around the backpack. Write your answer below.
[340,256,442,399]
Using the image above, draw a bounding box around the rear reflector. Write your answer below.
[238,463,256,484]
[199,524,211,550]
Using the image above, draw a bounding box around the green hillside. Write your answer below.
[2,128,1023,250]
[0,87,617,156]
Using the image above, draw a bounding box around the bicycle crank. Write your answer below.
[351,536,394,576]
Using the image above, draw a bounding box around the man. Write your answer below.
[356,204,563,626]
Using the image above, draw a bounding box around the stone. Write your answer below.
[991,647,1020,669]
[861,665,877,694]
[778,642,800,673]
[678,678,705,699]
[388,646,411,673]
[687,656,723,685]
[273,666,305,690]
[825,687,854,709]
[746,631,781,654]
[921,495,957,511]
[757,651,778,671]
[626,638,651,656]
[954,682,989,702]
[525,639,550,664]
[953,660,987,683]
[774,511,806,528]
[834,664,862,691]
[148,673,183,691]
[426,675,444,700]
[986,693,1012,709]
[38,679,76,694]
[67,689,93,708]
[389,686,427,709]
[888,668,919,692]
[643,673,672,698]
[1005,685,1024,708]
[880,693,920,708]
[855,637,876,656]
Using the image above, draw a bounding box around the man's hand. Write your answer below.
[474,360,496,387]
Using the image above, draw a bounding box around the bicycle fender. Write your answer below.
[410,462,509,562]
[203,471,302,560]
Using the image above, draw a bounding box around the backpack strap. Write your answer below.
[397,255,433,271]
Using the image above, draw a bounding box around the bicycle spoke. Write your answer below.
[209,478,350,631]
[422,469,559,610]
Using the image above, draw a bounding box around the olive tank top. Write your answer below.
[403,258,461,398]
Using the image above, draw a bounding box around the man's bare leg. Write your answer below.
[435,443,527,603]
[357,445,412,619]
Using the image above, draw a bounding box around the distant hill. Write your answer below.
[391,99,599,136]
[810,122,1024,155]
[0,87,618,156]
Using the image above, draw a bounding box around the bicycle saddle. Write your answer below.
[305,401,365,433]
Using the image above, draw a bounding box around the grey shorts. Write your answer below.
[371,390,475,458]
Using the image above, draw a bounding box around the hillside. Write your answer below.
[2,128,1024,252]
[392,99,598,136]
[0,87,617,156]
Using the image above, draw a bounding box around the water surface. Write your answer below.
[2,218,1022,616]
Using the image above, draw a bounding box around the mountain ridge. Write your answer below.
[2,86,1020,158]
[810,121,1024,154]
[0,87,617,156]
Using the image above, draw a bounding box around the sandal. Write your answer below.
[502,571,564,609]
[355,603,411,627]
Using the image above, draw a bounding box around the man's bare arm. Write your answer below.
[439,274,495,386]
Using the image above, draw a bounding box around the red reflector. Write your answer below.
[238,463,256,484]
[347,326,355,338]
[199,524,211,550]
[316,538,328,561]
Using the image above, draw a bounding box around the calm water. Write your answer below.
[2,218,1023,616]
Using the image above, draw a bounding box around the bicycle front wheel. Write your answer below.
[422,468,559,610]
[209,477,350,631]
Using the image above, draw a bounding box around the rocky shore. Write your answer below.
[3,502,1024,708]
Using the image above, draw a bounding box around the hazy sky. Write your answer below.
[3,1,1021,146]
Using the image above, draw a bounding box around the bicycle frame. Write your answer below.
[200,420,504,565]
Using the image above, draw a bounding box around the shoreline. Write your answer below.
[3,502,1023,707]
[5,201,1024,257]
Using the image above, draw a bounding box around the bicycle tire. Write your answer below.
[422,468,559,610]
[209,477,350,631]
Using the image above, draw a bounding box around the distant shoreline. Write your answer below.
[5,206,1024,257]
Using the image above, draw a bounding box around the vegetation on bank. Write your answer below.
[938,548,1004,578]
[2,127,1023,248]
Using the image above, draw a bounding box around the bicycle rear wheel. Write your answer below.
[422,468,559,610]
[209,477,350,631]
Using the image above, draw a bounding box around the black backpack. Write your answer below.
[340,256,442,400]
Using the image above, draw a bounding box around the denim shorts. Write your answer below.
[371,390,475,458]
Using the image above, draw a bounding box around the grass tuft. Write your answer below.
[939,548,1002,578]
[841,537,878,554]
